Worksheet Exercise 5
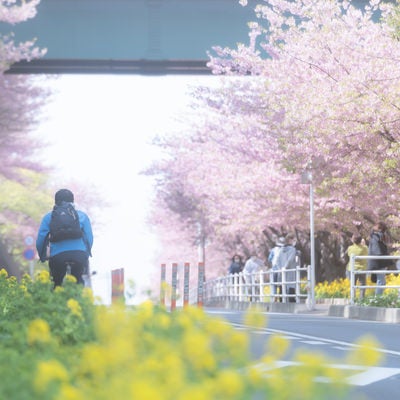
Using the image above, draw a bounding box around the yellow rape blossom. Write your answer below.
[215,369,245,397]
[21,273,32,282]
[346,335,383,366]
[130,380,164,400]
[0,268,8,278]
[157,312,171,329]
[58,384,84,400]
[67,298,83,318]
[182,304,206,321]
[204,316,231,337]
[182,331,216,372]
[80,344,109,380]
[64,274,77,283]
[37,270,51,283]
[19,284,28,294]
[243,306,267,328]
[137,299,154,318]
[27,318,51,345]
[34,359,69,393]
[266,334,290,359]
[177,384,214,400]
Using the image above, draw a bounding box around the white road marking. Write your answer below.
[211,313,400,386]
[301,340,326,345]
[329,364,400,386]
[332,346,351,351]
[231,323,400,357]
[253,361,400,386]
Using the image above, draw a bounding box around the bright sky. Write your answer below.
[34,74,213,304]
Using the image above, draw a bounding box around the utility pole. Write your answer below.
[301,162,316,310]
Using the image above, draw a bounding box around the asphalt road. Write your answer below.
[205,308,400,400]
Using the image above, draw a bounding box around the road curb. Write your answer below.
[204,298,400,323]
[328,305,400,323]
[204,299,327,314]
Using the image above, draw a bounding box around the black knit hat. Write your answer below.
[55,189,74,205]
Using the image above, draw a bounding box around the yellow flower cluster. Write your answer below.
[67,298,83,318]
[34,359,69,393]
[315,278,350,299]
[0,268,386,399]
[0,268,8,278]
[37,270,51,284]
[0,269,375,400]
[27,319,52,345]
[26,302,366,399]
[64,274,77,284]
[316,275,400,299]
[385,274,400,295]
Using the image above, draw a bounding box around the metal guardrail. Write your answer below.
[200,265,311,306]
[349,255,400,305]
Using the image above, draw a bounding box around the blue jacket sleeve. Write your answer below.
[79,211,93,256]
[36,212,51,262]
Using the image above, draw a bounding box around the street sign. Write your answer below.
[24,235,34,246]
[23,248,35,261]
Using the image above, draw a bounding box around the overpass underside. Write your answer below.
[8,58,210,75]
[2,0,258,75]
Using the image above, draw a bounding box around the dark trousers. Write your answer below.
[49,250,88,287]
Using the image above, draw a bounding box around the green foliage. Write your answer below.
[356,292,400,308]
[0,270,96,348]
[0,171,52,232]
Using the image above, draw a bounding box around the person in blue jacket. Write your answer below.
[36,188,93,287]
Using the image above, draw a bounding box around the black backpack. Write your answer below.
[49,202,82,242]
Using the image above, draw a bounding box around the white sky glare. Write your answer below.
[35,74,213,304]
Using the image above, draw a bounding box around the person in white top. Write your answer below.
[243,255,265,301]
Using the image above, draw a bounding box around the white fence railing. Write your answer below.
[201,265,310,305]
[349,255,400,305]
[191,255,400,308]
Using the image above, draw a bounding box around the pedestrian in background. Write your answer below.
[228,254,244,275]
[243,254,265,301]
[275,235,297,303]
[268,237,286,301]
[346,234,368,298]
[367,222,391,295]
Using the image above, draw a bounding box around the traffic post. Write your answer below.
[23,235,36,278]
[111,268,125,304]
[197,262,205,307]
[183,262,190,307]
[171,263,178,311]
[160,263,166,306]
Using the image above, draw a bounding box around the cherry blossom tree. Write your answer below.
[0,0,47,179]
[148,0,400,281]
[0,0,45,72]
[0,0,48,277]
